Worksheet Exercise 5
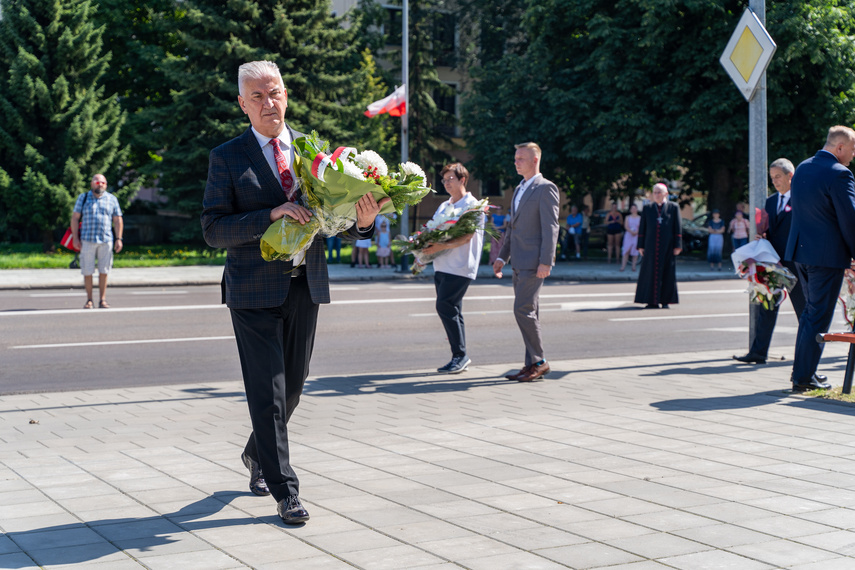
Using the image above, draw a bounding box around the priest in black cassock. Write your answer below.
[635,183,682,308]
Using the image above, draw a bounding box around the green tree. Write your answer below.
[93,0,186,170]
[461,0,855,213]
[406,0,455,171]
[146,0,389,241]
[0,0,140,248]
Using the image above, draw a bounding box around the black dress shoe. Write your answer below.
[661,304,670,309]
[278,495,310,524]
[733,353,766,364]
[241,452,270,496]
[644,304,659,309]
[792,377,832,392]
[814,373,828,382]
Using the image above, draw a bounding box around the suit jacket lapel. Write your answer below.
[240,128,284,203]
[286,125,306,201]
[510,182,523,220]
[512,175,540,221]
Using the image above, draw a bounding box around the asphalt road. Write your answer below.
[0,279,798,395]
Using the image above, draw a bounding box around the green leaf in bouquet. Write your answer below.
[387,184,433,214]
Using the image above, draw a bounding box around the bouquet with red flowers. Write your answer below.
[393,199,497,275]
[838,262,855,328]
[732,239,796,310]
[260,131,433,262]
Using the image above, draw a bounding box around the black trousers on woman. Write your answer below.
[434,271,473,359]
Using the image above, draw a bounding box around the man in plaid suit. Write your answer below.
[201,61,385,524]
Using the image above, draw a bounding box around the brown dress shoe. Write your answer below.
[504,365,530,380]
[518,361,550,382]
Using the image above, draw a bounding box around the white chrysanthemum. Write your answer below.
[400,161,426,180]
[354,150,388,176]
[341,160,366,180]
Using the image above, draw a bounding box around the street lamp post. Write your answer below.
[398,0,410,272]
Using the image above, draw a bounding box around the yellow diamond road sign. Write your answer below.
[720,8,776,102]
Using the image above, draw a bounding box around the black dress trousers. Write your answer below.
[229,274,319,501]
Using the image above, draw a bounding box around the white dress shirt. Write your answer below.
[513,173,542,214]
[777,190,790,214]
[250,126,305,267]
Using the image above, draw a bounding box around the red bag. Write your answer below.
[60,193,89,252]
[60,225,81,252]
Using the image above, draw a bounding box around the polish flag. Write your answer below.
[364,84,406,117]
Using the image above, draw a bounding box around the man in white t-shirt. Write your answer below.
[421,163,485,373]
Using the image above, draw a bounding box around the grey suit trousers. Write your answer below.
[513,268,545,365]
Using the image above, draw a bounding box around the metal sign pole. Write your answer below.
[747,0,767,351]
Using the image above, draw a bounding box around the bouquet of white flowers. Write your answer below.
[261,132,433,262]
[393,199,497,275]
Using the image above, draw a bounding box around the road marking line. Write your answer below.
[11,336,235,349]
[5,288,749,314]
[0,305,225,317]
[28,293,82,298]
[611,312,748,322]
[130,290,188,295]
[611,309,797,322]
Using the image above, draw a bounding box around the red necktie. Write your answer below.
[270,138,295,201]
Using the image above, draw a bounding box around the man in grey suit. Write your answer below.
[493,142,560,382]
[201,61,384,524]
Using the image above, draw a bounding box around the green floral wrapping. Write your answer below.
[260,215,320,262]
[259,134,433,262]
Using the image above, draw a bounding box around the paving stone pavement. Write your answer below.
[3,346,855,569]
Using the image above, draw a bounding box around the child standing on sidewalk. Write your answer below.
[375,220,392,268]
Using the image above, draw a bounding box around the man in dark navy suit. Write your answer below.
[734,158,805,365]
[786,126,855,392]
[201,61,385,523]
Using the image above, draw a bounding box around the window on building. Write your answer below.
[433,12,456,67]
[482,178,501,197]
[383,5,402,46]
[434,85,457,137]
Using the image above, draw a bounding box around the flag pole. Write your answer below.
[398,0,410,272]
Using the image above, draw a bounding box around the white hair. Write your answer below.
[238,61,283,96]
[769,158,794,175]
[652,183,669,195]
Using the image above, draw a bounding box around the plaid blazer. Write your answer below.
[201,126,371,309]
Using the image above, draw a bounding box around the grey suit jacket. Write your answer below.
[498,174,561,270]
[201,126,371,309]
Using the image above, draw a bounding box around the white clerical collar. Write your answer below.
[251,126,291,148]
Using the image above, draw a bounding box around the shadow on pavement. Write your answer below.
[3,490,262,568]
[305,371,515,396]
[651,391,791,411]
[0,386,246,413]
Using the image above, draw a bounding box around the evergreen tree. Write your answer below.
[93,0,185,170]
[146,0,387,241]
[0,0,140,248]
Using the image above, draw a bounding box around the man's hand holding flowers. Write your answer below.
[355,192,388,230]
[270,201,312,225]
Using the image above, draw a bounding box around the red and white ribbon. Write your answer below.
[312,153,334,182]
[330,146,357,165]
